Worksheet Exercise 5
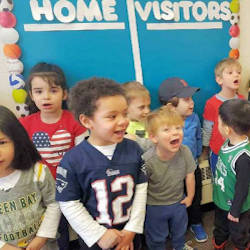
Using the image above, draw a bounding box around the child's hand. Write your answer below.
[26,236,48,250]
[1,244,23,250]
[180,196,193,207]
[227,212,239,223]
[115,230,135,250]
[97,229,123,249]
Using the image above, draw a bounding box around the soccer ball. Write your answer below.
[15,103,29,118]
[230,13,239,25]
[0,0,13,12]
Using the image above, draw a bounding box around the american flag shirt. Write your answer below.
[20,110,87,178]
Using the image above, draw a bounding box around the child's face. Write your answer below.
[0,131,15,176]
[216,65,241,92]
[175,97,194,119]
[151,123,183,155]
[30,76,67,115]
[128,96,150,122]
[81,95,129,146]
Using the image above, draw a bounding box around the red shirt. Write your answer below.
[20,110,86,178]
[203,94,244,154]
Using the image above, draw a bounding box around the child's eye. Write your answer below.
[34,90,42,94]
[51,88,59,93]
[0,140,7,145]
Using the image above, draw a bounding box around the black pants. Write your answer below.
[187,166,202,225]
[213,206,250,250]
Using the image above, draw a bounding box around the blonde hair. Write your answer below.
[145,105,184,136]
[215,58,241,78]
[122,81,150,104]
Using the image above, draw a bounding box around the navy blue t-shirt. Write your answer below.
[56,138,147,227]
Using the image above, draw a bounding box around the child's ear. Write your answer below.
[216,76,223,86]
[79,114,92,130]
[149,133,158,144]
[63,90,68,100]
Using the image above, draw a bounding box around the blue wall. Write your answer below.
[14,0,230,118]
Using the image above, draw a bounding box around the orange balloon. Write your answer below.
[229,49,239,59]
[3,44,21,59]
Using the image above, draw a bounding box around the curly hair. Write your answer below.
[68,77,126,120]
[0,106,41,170]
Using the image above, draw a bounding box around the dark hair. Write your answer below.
[159,97,179,107]
[26,62,67,113]
[0,106,41,170]
[68,77,126,120]
[219,99,250,136]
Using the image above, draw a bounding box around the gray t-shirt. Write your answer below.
[143,145,196,205]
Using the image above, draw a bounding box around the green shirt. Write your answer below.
[213,138,250,213]
[126,121,148,138]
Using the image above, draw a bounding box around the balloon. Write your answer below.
[9,73,25,89]
[6,59,24,74]
[15,103,29,118]
[229,37,240,49]
[229,49,239,59]
[0,11,16,28]
[12,89,28,104]
[3,44,21,59]
[0,0,14,12]
[229,25,240,37]
[0,27,19,44]
[230,0,240,13]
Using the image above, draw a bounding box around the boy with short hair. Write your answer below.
[158,77,208,243]
[122,81,151,138]
[202,58,244,175]
[143,106,196,250]
[213,99,250,250]
[56,77,148,250]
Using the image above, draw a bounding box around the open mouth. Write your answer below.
[233,80,239,84]
[170,139,180,145]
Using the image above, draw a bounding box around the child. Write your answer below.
[55,78,148,250]
[143,105,196,250]
[20,62,87,179]
[122,81,151,138]
[202,58,244,175]
[19,62,87,250]
[0,105,60,250]
[213,99,250,250]
[158,77,208,243]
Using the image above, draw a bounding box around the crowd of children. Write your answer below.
[0,58,249,250]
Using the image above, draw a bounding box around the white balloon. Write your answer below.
[6,59,24,74]
[15,103,30,118]
[0,28,19,44]
[229,37,240,49]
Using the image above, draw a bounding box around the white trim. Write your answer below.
[126,0,143,84]
[147,22,223,30]
[24,22,125,31]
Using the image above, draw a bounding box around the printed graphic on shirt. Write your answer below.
[32,129,72,167]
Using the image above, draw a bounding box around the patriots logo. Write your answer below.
[56,178,68,193]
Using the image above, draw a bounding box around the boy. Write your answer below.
[56,78,148,250]
[158,77,208,243]
[202,58,244,175]
[213,99,250,250]
[122,81,151,138]
[143,106,196,250]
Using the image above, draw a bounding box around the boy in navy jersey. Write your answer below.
[56,78,148,250]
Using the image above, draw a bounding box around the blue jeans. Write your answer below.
[209,151,218,177]
[145,202,188,250]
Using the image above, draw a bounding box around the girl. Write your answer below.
[0,105,60,250]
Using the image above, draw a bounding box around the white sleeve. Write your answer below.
[0,241,6,248]
[36,202,61,238]
[124,182,148,233]
[59,200,107,247]
[74,130,89,145]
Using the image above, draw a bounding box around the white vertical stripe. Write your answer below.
[126,0,143,84]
